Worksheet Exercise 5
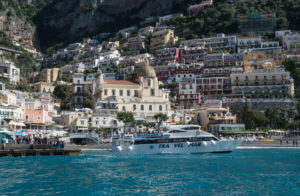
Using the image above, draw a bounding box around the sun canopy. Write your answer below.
[9,121,26,127]
[0,130,15,136]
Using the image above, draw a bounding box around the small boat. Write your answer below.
[112,125,242,154]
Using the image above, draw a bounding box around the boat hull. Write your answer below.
[112,140,242,154]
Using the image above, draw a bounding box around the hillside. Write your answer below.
[0,0,299,52]
[35,0,186,51]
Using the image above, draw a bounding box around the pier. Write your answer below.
[0,144,82,157]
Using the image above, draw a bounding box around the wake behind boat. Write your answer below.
[112,125,242,154]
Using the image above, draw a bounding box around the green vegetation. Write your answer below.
[154,113,168,130]
[117,111,135,132]
[239,101,294,130]
[166,0,300,38]
[17,84,32,92]
[53,84,72,110]
[0,31,39,77]
[0,0,52,24]
[84,90,94,109]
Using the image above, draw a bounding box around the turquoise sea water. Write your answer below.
[0,149,299,195]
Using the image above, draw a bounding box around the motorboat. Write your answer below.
[112,125,242,154]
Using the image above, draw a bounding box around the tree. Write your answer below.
[17,84,32,92]
[154,113,168,130]
[117,111,135,132]
[241,101,269,129]
[53,84,72,110]
[84,90,94,109]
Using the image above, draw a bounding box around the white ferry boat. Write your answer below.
[112,125,242,154]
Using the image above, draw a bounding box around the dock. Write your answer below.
[0,144,82,157]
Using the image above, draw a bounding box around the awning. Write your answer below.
[0,130,15,136]
[9,121,26,127]
[15,131,28,136]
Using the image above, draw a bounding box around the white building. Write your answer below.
[0,58,20,84]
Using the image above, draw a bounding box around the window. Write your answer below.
[104,89,107,95]
[81,121,84,125]
[77,97,81,103]
[37,116,41,120]
[151,89,155,96]
[148,80,151,86]
[119,90,123,96]
[112,89,115,96]
[141,105,144,111]
[77,80,80,84]
[127,90,131,96]
[133,104,136,111]
[159,105,163,111]
[122,106,126,111]
[28,104,32,110]
[95,120,98,125]
[134,90,138,97]
[149,105,152,111]
[25,115,29,121]
[77,87,81,93]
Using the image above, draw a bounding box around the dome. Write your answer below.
[137,62,156,78]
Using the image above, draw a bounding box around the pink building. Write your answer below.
[24,99,55,127]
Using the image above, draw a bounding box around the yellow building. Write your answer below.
[94,62,171,119]
[40,68,58,83]
[150,29,178,51]
[197,107,237,130]
[244,48,284,70]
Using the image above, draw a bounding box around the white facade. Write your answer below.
[0,58,20,84]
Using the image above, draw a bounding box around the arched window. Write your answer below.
[122,106,126,111]
[141,105,144,111]
[159,105,163,111]
[133,104,136,111]
[77,87,81,93]
[149,105,152,111]
[148,79,151,87]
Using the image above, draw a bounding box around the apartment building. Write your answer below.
[283,33,300,54]
[0,58,20,84]
[204,53,244,67]
[231,71,294,97]
[178,79,201,109]
[39,68,58,83]
[155,48,180,64]
[196,76,231,100]
[150,29,178,51]
[127,36,145,53]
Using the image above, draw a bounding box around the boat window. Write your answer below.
[169,130,186,133]
[173,138,185,142]
[182,127,199,130]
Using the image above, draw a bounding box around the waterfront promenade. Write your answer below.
[0,144,82,157]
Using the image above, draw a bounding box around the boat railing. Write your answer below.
[134,133,163,138]
[112,133,164,139]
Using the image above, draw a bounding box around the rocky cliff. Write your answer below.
[36,0,185,50]
[0,0,38,47]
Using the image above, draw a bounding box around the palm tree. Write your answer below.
[154,113,168,130]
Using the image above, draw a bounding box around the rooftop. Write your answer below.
[104,80,139,86]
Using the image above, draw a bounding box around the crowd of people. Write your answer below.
[11,136,65,149]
